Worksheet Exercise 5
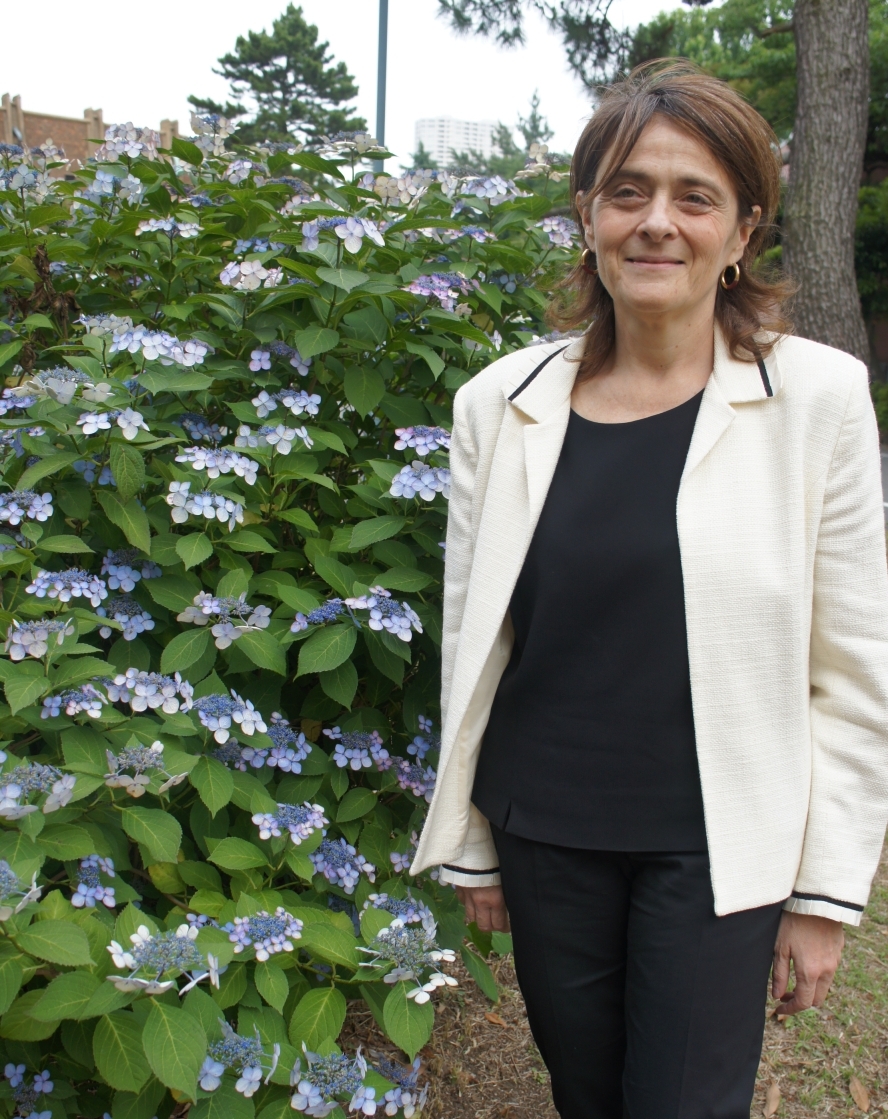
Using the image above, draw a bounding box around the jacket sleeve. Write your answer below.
[436,386,501,888]
[784,363,888,926]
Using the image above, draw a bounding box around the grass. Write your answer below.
[346,845,888,1116]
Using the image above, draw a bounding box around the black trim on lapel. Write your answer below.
[756,356,773,397]
[508,345,570,402]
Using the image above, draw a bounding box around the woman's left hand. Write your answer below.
[772,911,845,1014]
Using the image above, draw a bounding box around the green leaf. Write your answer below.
[0,990,59,1040]
[299,924,359,969]
[176,533,213,569]
[236,628,287,674]
[287,987,347,1050]
[226,529,277,554]
[405,341,446,378]
[360,907,395,942]
[349,516,406,550]
[343,365,385,416]
[373,567,434,592]
[363,630,405,685]
[17,452,80,490]
[120,806,182,863]
[297,625,356,676]
[97,491,151,555]
[208,837,268,871]
[139,367,212,393]
[460,945,500,1002]
[142,1001,207,1098]
[4,673,50,714]
[37,823,97,860]
[0,340,23,370]
[316,266,367,292]
[161,626,210,673]
[146,574,201,612]
[94,1012,152,1092]
[35,534,94,554]
[0,958,23,1016]
[335,787,377,823]
[190,756,234,816]
[62,725,109,774]
[110,442,146,503]
[31,970,101,1021]
[255,961,290,1014]
[171,136,204,165]
[16,919,93,966]
[294,325,340,359]
[319,658,358,708]
[312,554,354,598]
[111,1080,167,1119]
[383,982,434,1060]
[190,1080,255,1119]
[491,930,513,956]
[275,506,318,533]
[52,655,114,688]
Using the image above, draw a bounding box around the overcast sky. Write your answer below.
[4,0,699,170]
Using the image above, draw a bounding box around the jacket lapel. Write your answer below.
[682,328,782,480]
[440,342,583,760]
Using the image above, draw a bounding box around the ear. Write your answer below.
[575,191,596,251]
[737,204,761,252]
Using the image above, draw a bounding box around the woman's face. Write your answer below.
[579,116,760,322]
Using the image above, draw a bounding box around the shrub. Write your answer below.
[0,122,574,1119]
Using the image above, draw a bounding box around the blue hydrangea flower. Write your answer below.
[389,462,451,502]
[71,855,116,909]
[310,839,375,895]
[252,802,328,845]
[224,908,304,961]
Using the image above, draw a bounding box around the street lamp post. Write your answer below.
[373,0,389,173]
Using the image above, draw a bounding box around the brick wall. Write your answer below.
[1,94,179,168]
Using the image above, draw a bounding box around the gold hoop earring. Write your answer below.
[720,262,741,290]
[581,247,598,276]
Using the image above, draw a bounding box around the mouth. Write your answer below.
[625,257,684,266]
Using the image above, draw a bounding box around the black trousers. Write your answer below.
[491,825,784,1119]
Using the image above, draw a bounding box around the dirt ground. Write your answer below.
[346,847,888,1118]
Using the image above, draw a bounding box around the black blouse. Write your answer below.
[472,390,708,851]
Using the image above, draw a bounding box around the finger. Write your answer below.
[474,904,494,932]
[778,975,817,1015]
[812,971,835,1008]
[462,895,477,926]
[771,949,790,999]
[492,904,511,933]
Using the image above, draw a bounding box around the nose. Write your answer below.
[637,191,677,242]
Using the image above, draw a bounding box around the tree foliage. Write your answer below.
[189,4,365,145]
[0,120,574,1117]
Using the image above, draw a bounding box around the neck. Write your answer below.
[609,301,716,382]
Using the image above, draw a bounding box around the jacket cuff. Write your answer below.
[783,892,864,926]
[438,864,502,888]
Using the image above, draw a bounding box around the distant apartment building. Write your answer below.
[414,117,498,167]
[1,94,179,167]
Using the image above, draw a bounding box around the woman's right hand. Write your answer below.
[454,884,511,932]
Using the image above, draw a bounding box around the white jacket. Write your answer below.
[410,329,888,925]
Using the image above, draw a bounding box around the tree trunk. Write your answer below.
[784,0,870,365]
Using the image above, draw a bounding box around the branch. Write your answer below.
[755,21,794,38]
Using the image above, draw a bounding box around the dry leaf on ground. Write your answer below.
[850,1074,870,1112]
[764,1081,781,1116]
[485,1012,508,1027]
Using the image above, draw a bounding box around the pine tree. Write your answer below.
[189,4,365,145]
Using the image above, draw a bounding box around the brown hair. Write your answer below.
[548,60,794,379]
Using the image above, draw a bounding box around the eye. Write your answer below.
[612,185,644,200]
[682,192,711,207]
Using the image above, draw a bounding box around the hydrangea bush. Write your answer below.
[0,120,574,1118]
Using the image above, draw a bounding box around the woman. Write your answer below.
[410,61,888,1117]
